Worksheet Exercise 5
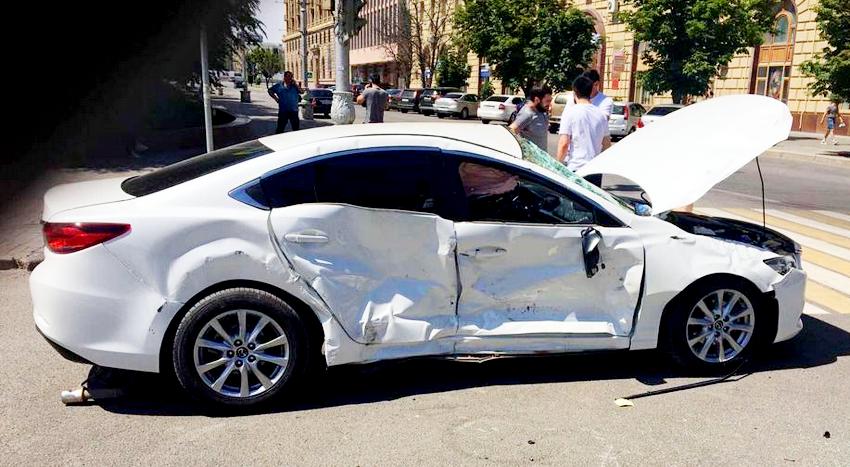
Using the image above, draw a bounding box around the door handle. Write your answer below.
[284,232,329,244]
[462,247,507,258]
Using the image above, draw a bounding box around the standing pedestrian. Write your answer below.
[268,71,301,133]
[509,86,552,152]
[557,75,611,186]
[562,69,614,118]
[821,99,846,145]
[356,73,388,123]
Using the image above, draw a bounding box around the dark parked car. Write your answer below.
[419,87,462,116]
[386,88,402,110]
[396,88,424,113]
[309,88,334,117]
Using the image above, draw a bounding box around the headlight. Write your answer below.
[764,255,797,275]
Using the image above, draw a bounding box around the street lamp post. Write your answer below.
[200,26,214,152]
[330,0,366,125]
[300,0,314,120]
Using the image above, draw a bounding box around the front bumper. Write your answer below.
[30,245,168,372]
[772,268,807,343]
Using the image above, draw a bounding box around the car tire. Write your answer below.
[400,109,408,114]
[437,113,446,119]
[423,111,432,116]
[172,288,309,409]
[461,108,469,119]
[664,278,770,374]
[481,119,490,125]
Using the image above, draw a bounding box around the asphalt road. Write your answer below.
[1,268,848,465]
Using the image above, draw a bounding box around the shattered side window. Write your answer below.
[516,137,635,213]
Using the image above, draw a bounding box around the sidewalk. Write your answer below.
[0,83,331,270]
[764,131,850,166]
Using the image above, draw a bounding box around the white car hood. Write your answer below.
[577,94,792,214]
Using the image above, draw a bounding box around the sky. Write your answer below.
[257,0,285,44]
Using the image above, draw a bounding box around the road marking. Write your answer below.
[803,261,850,296]
[816,210,850,223]
[792,209,850,231]
[806,281,850,314]
[764,209,850,239]
[802,248,850,277]
[695,207,850,262]
[723,208,850,250]
[803,303,830,315]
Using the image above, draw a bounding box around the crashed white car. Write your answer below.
[31,95,805,408]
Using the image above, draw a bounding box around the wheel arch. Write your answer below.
[158,279,326,376]
[658,272,779,350]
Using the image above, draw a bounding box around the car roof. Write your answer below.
[258,123,522,159]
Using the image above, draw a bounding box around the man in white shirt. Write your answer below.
[562,69,614,118]
[557,75,611,186]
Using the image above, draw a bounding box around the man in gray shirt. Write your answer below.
[356,73,388,123]
[509,86,553,151]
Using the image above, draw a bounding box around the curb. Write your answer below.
[763,148,850,167]
[0,255,42,272]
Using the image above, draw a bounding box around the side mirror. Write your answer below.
[634,202,652,216]
[581,227,603,278]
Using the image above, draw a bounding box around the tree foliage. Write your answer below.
[436,48,471,88]
[455,0,597,95]
[799,0,850,102]
[247,47,283,88]
[620,0,775,104]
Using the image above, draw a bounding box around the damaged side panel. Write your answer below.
[454,222,645,338]
[268,203,460,345]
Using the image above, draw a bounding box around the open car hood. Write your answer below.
[577,95,792,214]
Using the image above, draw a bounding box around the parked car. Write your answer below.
[31,96,802,410]
[309,88,333,118]
[638,104,684,129]
[434,92,479,119]
[419,87,462,116]
[477,94,524,124]
[396,88,424,113]
[386,88,402,110]
[608,102,647,139]
[549,91,573,133]
[233,74,245,88]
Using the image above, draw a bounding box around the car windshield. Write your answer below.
[554,94,570,104]
[121,140,273,196]
[612,104,625,115]
[401,90,417,97]
[444,93,463,99]
[515,137,635,213]
[647,106,680,116]
[485,95,509,102]
[422,89,436,97]
[311,89,332,97]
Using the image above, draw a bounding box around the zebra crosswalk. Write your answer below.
[694,206,850,315]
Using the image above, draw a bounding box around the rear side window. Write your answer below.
[646,106,680,116]
[261,150,440,214]
[485,95,509,102]
[122,140,272,196]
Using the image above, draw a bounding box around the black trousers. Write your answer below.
[276,110,300,133]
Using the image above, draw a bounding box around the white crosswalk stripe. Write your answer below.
[694,206,850,315]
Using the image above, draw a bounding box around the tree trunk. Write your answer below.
[672,89,685,104]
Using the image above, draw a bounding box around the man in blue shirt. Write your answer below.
[268,71,302,133]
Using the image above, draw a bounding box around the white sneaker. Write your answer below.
[821,139,827,144]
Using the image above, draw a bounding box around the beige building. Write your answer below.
[570,0,846,135]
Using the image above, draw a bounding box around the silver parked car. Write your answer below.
[609,102,647,139]
[638,104,685,129]
[435,93,480,119]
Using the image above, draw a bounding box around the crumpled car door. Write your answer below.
[269,203,459,345]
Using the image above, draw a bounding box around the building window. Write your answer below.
[752,0,796,102]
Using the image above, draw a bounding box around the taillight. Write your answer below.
[498,103,506,110]
[43,222,131,254]
[637,117,644,128]
[623,106,630,120]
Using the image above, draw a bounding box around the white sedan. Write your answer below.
[477,94,524,124]
[31,96,805,408]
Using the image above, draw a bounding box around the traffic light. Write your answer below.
[340,0,367,38]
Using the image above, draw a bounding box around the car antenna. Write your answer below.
[755,156,767,231]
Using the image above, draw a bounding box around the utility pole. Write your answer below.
[200,26,214,152]
[300,0,309,87]
[330,0,366,125]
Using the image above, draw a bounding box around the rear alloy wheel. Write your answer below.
[666,280,766,372]
[461,108,469,119]
[173,288,308,408]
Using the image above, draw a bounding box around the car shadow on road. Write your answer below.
[89,315,849,418]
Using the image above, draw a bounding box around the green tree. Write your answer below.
[479,80,495,99]
[247,48,283,88]
[620,0,776,104]
[455,0,597,95]
[436,49,471,88]
[800,0,850,102]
